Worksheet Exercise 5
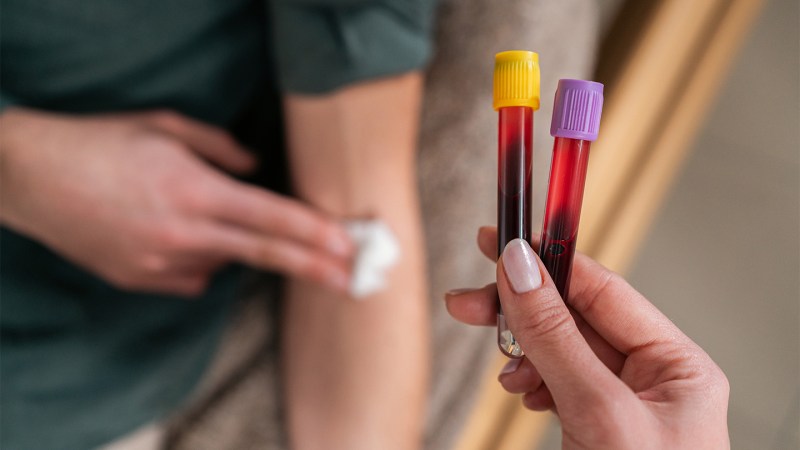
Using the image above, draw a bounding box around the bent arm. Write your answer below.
[282,72,429,449]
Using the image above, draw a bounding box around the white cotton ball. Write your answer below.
[344,220,401,299]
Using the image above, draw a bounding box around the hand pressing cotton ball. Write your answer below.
[344,220,401,299]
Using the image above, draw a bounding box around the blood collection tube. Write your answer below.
[493,51,540,358]
[539,79,604,299]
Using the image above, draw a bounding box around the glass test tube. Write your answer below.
[493,51,540,358]
[539,79,604,299]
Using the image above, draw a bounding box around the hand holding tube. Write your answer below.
[446,228,730,449]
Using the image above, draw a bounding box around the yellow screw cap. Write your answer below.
[493,50,540,110]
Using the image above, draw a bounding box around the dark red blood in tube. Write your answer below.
[497,106,533,358]
[498,107,534,253]
[539,137,591,300]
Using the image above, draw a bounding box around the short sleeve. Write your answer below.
[0,90,18,112]
[271,0,436,94]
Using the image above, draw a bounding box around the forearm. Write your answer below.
[282,72,429,450]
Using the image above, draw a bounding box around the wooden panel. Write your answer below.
[590,0,766,273]
[450,357,521,450]
[453,0,764,449]
[579,0,727,259]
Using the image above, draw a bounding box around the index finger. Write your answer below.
[207,179,354,259]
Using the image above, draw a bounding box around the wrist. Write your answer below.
[0,107,42,229]
[0,109,23,226]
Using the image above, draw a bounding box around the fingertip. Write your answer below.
[444,288,480,296]
[522,386,555,411]
[498,238,543,294]
[443,293,473,324]
[499,358,522,377]
[238,152,259,173]
[477,226,499,261]
[223,150,258,175]
[477,225,496,239]
[444,285,497,326]
[498,358,544,394]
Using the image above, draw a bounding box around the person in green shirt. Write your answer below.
[0,1,435,448]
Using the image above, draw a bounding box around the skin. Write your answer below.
[0,108,354,296]
[282,72,428,450]
[445,227,730,450]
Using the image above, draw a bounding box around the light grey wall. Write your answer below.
[628,0,800,448]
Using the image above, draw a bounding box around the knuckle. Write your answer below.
[129,130,186,156]
[715,369,731,400]
[152,224,192,251]
[703,362,730,402]
[149,109,183,129]
[174,183,213,212]
[716,368,730,394]
[138,253,170,275]
[573,268,620,314]
[517,291,574,341]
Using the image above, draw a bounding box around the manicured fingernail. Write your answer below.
[502,239,542,293]
[445,288,476,296]
[500,358,522,375]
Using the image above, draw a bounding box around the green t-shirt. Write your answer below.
[0,1,434,448]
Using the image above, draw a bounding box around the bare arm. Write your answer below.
[282,72,429,449]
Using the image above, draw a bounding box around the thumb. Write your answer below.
[497,238,625,413]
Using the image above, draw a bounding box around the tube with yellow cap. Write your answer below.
[494,50,540,358]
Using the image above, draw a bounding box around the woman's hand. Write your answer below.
[0,108,353,296]
[445,227,729,449]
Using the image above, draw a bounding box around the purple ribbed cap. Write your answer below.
[550,79,604,141]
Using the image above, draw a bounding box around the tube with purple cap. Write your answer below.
[539,79,604,299]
